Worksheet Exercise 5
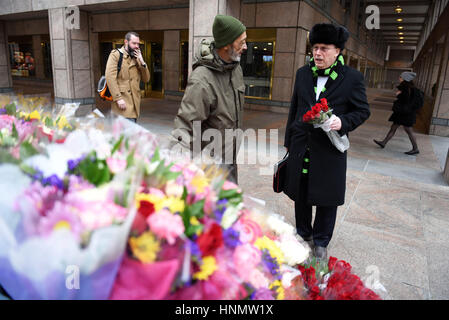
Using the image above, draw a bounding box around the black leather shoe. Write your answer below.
[314,246,328,262]
[373,139,385,148]
[404,150,419,155]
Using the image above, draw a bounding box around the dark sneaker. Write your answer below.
[314,246,328,262]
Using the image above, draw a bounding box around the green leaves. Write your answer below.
[19,141,39,160]
[181,199,205,238]
[219,187,243,206]
[71,151,112,186]
[5,103,16,116]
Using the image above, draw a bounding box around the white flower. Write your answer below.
[276,234,309,266]
[220,203,243,229]
[267,214,295,236]
[280,265,302,288]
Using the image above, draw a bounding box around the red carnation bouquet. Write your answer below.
[302,98,350,153]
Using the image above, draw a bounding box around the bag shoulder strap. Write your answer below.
[116,49,124,78]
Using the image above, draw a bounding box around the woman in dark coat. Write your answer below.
[283,23,370,261]
[373,72,420,155]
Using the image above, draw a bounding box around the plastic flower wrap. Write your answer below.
[0,115,154,300]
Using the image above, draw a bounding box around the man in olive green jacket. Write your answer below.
[105,31,150,122]
[170,15,247,183]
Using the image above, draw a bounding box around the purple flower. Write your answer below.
[42,174,65,190]
[213,199,228,222]
[188,240,202,263]
[251,288,275,300]
[262,249,282,280]
[223,228,241,249]
[67,155,85,171]
[0,108,6,115]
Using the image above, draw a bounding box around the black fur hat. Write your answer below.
[309,23,349,50]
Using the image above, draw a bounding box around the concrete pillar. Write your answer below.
[164,30,181,99]
[49,8,95,116]
[0,21,13,93]
[429,34,449,136]
[188,0,240,76]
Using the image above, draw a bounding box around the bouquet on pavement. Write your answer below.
[302,98,349,153]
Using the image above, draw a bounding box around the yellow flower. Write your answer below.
[269,280,285,300]
[57,116,72,130]
[129,231,160,263]
[255,236,285,265]
[191,174,209,194]
[135,193,185,213]
[162,196,185,213]
[193,256,218,281]
[28,110,41,121]
[190,216,203,236]
[53,220,71,231]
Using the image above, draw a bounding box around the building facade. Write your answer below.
[0,0,448,137]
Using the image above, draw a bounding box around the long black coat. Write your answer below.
[389,82,416,127]
[283,64,370,206]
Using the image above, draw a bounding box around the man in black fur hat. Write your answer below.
[283,23,370,261]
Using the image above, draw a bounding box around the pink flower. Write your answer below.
[234,217,263,244]
[147,209,184,245]
[76,201,128,230]
[21,181,64,216]
[106,157,127,174]
[222,180,241,192]
[233,243,261,281]
[38,201,84,241]
[248,269,269,289]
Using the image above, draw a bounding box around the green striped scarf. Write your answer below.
[309,54,345,100]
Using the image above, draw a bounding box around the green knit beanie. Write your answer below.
[212,15,246,49]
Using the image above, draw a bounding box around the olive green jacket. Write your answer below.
[105,47,150,118]
[171,40,245,162]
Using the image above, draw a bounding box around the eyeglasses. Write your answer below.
[312,45,337,53]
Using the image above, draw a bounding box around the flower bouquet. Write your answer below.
[0,114,154,299]
[109,150,313,300]
[302,98,349,152]
[295,256,384,300]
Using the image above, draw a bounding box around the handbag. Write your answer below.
[273,152,289,193]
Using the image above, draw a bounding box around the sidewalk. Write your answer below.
[136,90,449,300]
[8,83,449,299]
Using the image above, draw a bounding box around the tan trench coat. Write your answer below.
[105,47,150,118]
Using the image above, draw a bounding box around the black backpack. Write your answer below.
[97,49,124,101]
[411,88,424,111]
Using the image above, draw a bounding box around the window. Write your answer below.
[239,29,275,99]
[9,41,35,77]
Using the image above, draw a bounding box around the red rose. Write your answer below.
[197,223,223,256]
[328,256,338,271]
[321,103,329,112]
[320,98,328,106]
[138,200,155,218]
[312,105,321,115]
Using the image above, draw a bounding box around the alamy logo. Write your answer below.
[365,5,380,30]
[65,6,80,30]
[66,265,80,290]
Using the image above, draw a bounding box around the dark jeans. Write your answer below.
[295,172,338,248]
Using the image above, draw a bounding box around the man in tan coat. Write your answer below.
[105,32,150,122]
[170,15,247,183]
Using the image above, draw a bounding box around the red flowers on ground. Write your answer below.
[297,256,381,300]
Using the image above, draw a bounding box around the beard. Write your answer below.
[127,45,136,59]
[229,47,241,62]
